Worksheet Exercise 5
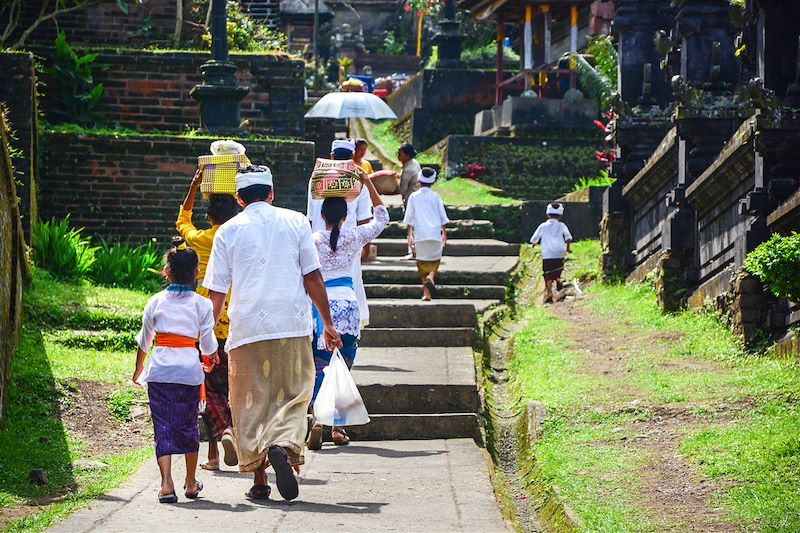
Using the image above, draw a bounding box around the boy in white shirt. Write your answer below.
[530,202,573,303]
[403,167,449,301]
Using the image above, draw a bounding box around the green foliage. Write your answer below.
[587,34,618,88]
[569,170,616,193]
[432,177,520,206]
[460,41,519,63]
[45,32,106,124]
[30,216,98,281]
[571,35,618,111]
[379,31,407,55]
[107,388,139,421]
[743,232,800,302]
[90,239,162,292]
[202,1,287,52]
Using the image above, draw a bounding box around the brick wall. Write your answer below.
[39,132,315,242]
[37,49,306,137]
[0,52,38,235]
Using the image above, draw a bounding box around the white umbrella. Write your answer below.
[305,91,398,120]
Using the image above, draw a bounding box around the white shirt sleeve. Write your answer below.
[306,179,314,221]
[135,298,156,352]
[530,224,543,244]
[402,197,415,227]
[562,223,573,242]
[203,229,231,293]
[355,204,390,246]
[437,197,449,226]
[356,187,372,223]
[197,298,219,356]
[298,219,322,275]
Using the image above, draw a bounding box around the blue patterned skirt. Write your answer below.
[148,382,201,458]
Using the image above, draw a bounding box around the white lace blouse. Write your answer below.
[313,204,389,339]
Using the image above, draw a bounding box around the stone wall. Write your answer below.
[0,113,27,425]
[36,49,306,137]
[438,134,599,201]
[0,52,38,235]
[39,131,315,242]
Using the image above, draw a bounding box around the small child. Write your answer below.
[132,236,219,504]
[530,202,573,303]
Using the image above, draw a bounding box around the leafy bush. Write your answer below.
[744,232,800,302]
[45,32,106,124]
[30,216,98,281]
[90,239,162,292]
[461,41,519,63]
[569,170,616,193]
[107,388,139,421]
[379,31,407,56]
[202,1,287,52]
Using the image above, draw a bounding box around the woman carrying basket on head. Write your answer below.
[306,172,389,450]
[176,167,240,470]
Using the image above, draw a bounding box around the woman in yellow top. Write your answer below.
[353,139,374,174]
[176,169,240,471]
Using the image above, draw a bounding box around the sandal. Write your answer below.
[200,461,219,471]
[158,491,178,504]
[245,483,271,500]
[306,422,324,451]
[221,430,238,467]
[268,445,299,501]
[331,427,350,446]
[424,277,437,298]
[184,479,203,499]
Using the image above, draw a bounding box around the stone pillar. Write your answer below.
[432,0,465,68]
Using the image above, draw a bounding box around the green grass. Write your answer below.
[0,268,151,530]
[44,122,294,143]
[508,241,800,531]
[367,120,441,166]
[432,178,520,206]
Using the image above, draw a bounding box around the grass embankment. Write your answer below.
[368,120,441,167]
[510,241,800,532]
[1,269,152,532]
[432,178,520,206]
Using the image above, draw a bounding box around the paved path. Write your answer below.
[50,440,506,533]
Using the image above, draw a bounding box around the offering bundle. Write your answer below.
[197,140,250,198]
[310,158,363,201]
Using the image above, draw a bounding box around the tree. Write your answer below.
[1,0,141,50]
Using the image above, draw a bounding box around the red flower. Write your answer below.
[593,120,606,131]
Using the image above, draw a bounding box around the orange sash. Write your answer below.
[154,333,196,348]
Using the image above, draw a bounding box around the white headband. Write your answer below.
[418,169,437,184]
[331,139,356,153]
[236,169,273,190]
[546,203,564,216]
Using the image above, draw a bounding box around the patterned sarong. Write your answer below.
[148,382,201,458]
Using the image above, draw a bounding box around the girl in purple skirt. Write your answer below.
[133,237,219,503]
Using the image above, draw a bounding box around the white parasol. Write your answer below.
[304,91,398,120]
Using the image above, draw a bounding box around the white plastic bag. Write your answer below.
[313,350,370,427]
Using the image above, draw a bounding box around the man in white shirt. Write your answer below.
[307,139,373,326]
[529,202,573,303]
[205,165,342,502]
[403,167,449,301]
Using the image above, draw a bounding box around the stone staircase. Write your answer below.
[343,205,520,442]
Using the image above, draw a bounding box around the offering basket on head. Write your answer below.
[310,158,363,201]
[198,153,251,198]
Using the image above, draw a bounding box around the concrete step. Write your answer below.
[368,300,491,328]
[381,220,495,239]
[365,283,507,300]
[353,347,479,414]
[362,255,518,286]
[360,327,476,347]
[372,238,519,257]
[342,413,480,441]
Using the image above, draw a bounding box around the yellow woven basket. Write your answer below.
[198,154,251,198]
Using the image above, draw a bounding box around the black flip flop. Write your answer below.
[158,492,178,504]
[245,483,271,500]
[424,278,437,298]
[184,479,203,499]
[268,445,299,501]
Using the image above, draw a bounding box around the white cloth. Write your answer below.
[415,240,444,262]
[403,187,449,242]
[135,290,218,387]
[530,219,573,259]
[313,205,389,338]
[236,169,273,189]
[307,181,372,233]
[203,201,322,350]
[418,169,436,184]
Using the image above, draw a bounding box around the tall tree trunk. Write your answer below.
[174,0,183,44]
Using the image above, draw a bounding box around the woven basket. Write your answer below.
[198,154,251,198]
[310,159,362,201]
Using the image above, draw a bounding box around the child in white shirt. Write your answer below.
[133,236,218,504]
[530,203,573,303]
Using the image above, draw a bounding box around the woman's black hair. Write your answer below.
[165,236,199,285]
[321,197,348,252]
[398,143,417,158]
[207,194,240,225]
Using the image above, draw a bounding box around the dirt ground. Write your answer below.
[547,296,735,532]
